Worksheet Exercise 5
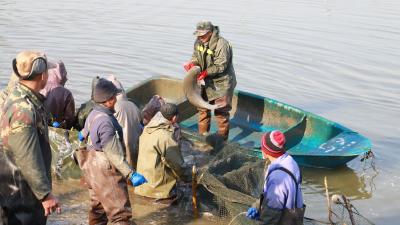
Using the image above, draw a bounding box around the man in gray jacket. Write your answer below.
[184,20,236,140]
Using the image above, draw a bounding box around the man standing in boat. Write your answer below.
[0,51,61,224]
[184,20,236,140]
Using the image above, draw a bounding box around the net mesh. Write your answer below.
[47,128,374,225]
[195,136,374,225]
[197,141,265,225]
[329,195,375,225]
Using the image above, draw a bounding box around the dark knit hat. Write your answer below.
[261,130,286,157]
[93,78,121,103]
[160,103,178,120]
[90,76,100,100]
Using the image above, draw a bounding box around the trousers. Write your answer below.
[198,93,232,140]
[78,150,132,225]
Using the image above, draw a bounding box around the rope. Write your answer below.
[227,212,332,225]
[228,212,246,225]
[304,216,332,224]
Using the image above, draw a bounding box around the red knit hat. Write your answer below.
[261,130,286,157]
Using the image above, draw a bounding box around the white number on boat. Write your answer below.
[319,138,357,153]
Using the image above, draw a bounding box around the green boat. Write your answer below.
[126,76,372,168]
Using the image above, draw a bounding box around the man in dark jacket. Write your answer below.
[184,20,237,140]
[41,61,75,129]
[0,51,61,225]
[79,78,146,225]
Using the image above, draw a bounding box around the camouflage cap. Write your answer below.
[193,20,213,37]
[12,51,55,80]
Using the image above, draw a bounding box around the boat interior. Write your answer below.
[126,76,369,163]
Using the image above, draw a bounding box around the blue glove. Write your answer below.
[78,131,85,142]
[129,172,147,187]
[52,121,60,128]
[246,207,260,220]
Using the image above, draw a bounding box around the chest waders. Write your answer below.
[259,167,306,225]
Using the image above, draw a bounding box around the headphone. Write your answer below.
[12,56,48,80]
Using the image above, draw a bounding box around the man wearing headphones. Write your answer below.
[0,51,61,225]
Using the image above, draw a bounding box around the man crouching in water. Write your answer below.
[79,78,147,225]
[135,103,188,203]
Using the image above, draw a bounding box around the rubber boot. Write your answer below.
[215,111,230,140]
[198,108,211,135]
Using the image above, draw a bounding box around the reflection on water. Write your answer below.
[302,166,375,200]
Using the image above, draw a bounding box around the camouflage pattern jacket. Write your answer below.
[0,83,52,206]
[191,26,237,100]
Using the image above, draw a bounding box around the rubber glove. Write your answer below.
[129,172,148,187]
[183,62,195,72]
[78,131,85,142]
[197,70,208,81]
[52,121,60,128]
[246,207,260,220]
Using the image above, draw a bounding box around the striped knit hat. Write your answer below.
[261,130,286,157]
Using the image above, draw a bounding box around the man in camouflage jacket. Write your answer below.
[184,20,237,140]
[0,51,61,225]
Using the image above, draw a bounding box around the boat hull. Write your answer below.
[125,76,371,168]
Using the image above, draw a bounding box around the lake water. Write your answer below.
[1,0,399,224]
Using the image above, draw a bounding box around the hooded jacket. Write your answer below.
[134,112,184,199]
[191,26,237,100]
[40,61,75,129]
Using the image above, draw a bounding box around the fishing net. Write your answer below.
[193,134,374,225]
[46,127,374,225]
[328,194,375,225]
[196,141,263,225]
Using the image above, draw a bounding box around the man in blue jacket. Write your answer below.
[247,130,305,225]
[79,78,147,225]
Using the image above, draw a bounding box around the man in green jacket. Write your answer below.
[184,20,237,140]
[135,103,187,201]
[0,51,61,225]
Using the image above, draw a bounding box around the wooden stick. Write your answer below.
[192,165,199,218]
[342,195,355,225]
[324,176,333,224]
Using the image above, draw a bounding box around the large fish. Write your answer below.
[183,66,220,110]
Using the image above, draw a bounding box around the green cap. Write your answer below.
[193,20,213,36]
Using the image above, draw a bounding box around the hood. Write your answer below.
[144,111,174,134]
[40,61,68,97]
[107,74,127,100]
[208,26,220,51]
